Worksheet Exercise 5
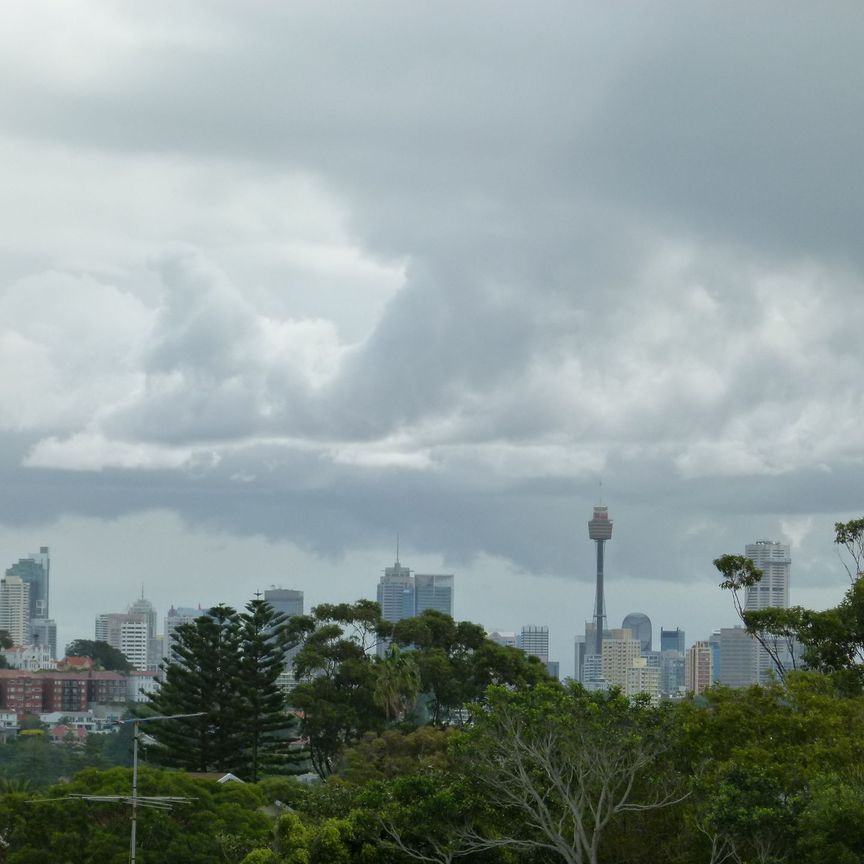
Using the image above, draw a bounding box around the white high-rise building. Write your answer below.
[0,576,31,646]
[120,620,149,671]
[745,540,791,683]
[745,540,790,611]
[518,626,550,664]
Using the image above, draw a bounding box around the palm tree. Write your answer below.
[374,645,422,722]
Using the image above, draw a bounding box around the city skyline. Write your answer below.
[0,515,838,680]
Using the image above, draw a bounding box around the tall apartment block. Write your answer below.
[686,641,713,694]
[96,595,159,671]
[745,540,791,684]
[0,576,30,646]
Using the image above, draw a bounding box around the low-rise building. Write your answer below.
[0,670,128,715]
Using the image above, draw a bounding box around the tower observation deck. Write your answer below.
[588,505,613,654]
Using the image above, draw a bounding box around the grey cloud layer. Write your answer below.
[0,1,862,590]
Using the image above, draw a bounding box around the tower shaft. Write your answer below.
[594,539,605,654]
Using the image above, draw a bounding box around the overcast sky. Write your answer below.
[1,2,862,674]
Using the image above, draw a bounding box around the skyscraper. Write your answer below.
[414,574,454,617]
[518,625,550,664]
[377,558,414,624]
[5,547,50,621]
[622,612,652,653]
[744,540,791,683]
[588,505,613,655]
[0,576,30,646]
[719,626,756,688]
[30,618,58,659]
[744,540,791,610]
[660,627,685,654]
[263,588,304,619]
[165,605,207,661]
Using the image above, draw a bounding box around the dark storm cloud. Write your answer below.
[0,0,862,600]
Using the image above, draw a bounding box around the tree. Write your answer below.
[834,517,864,582]
[144,604,245,773]
[715,554,797,683]
[391,609,550,725]
[455,682,687,864]
[373,644,421,721]
[236,597,291,781]
[64,639,132,672]
[289,601,390,777]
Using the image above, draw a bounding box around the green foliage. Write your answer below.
[373,644,421,721]
[391,609,551,725]
[146,599,300,780]
[64,639,132,672]
[339,725,457,785]
[290,602,390,777]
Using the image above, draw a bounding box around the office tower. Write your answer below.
[5,546,50,621]
[601,628,641,690]
[30,618,58,659]
[129,596,157,640]
[622,612,652,653]
[660,627,685,654]
[488,630,518,648]
[744,540,791,683]
[0,576,31,645]
[165,606,206,660]
[686,641,713,694]
[377,558,414,624]
[414,574,454,617]
[574,634,586,682]
[660,651,686,696]
[588,505,613,655]
[518,625,550,664]
[719,626,757,688]
[545,660,560,680]
[708,630,722,683]
[264,588,305,678]
[263,588,304,619]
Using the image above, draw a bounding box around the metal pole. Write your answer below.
[130,720,139,864]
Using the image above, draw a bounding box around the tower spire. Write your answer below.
[396,533,400,566]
